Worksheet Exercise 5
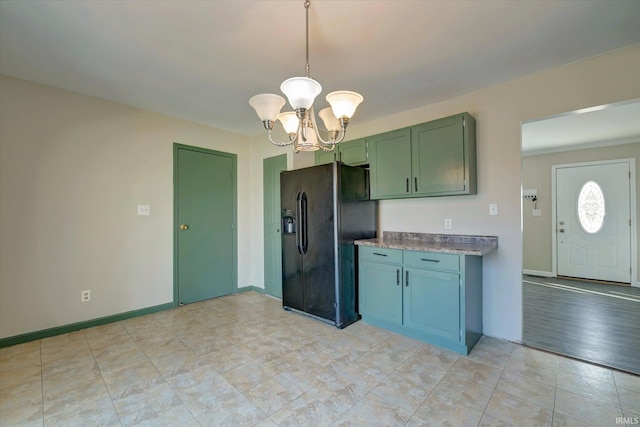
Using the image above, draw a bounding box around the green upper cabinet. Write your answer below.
[339,137,368,165]
[369,112,476,200]
[369,128,411,199]
[314,137,368,166]
[315,147,336,165]
[411,113,476,196]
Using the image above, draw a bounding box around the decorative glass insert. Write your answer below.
[577,181,605,234]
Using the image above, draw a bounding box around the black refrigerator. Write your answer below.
[280,162,377,328]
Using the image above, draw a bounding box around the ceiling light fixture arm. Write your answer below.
[307,106,347,149]
[260,119,295,147]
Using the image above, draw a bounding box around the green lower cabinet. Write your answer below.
[358,246,483,355]
[403,268,460,342]
[359,260,402,325]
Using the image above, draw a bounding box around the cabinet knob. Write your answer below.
[179,224,189,230]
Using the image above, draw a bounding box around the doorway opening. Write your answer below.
[263,154,287,299]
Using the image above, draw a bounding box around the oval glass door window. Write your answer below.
[577,181,605,233]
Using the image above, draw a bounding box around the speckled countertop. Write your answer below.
[354,231,498,256]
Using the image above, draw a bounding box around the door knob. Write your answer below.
[180,224,189,230]
[558,228,565,233]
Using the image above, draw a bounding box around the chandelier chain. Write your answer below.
[305,0,310,78]
[248,0,363,152]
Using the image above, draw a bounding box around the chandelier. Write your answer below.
[248,0,363,152]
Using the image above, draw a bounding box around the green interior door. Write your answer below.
[263,154,287,298]
[176,145,236,304]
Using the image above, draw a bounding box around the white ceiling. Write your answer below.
[522,100,640,155]
[1,0,640,136]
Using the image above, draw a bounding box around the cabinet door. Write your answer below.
[411,114,467,196]
[403,268,460,342]
[339,138,368,165]
[359,261,402,325]
[315,148,336,165]
[369,128,411,199]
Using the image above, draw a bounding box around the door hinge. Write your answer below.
[462,117,466,128]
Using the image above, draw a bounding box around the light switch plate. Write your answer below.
[137,205,150,216]
[533,209,542,216]
[489,204,498,216]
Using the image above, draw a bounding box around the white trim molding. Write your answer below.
[523,269,555,278]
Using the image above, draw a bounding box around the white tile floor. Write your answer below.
[1,291,638,426]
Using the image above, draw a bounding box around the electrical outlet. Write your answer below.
[81,290,90,302]
[137,204,150,216]
[533,209,542,216]
[444,218,452,229]
[489,203,498,216]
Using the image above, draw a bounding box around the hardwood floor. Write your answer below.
[523,275,640,375]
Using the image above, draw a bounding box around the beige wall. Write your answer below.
[522,142,640,283]
[2,44,640,343]
[0,75,253,339]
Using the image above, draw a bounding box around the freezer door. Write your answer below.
[300,163,337,321]
[280,169,304,312]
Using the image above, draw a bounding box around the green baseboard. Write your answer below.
[0,302,175,349]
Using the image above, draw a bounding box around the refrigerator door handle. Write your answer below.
[301,192,308,254]
[296,192,303,254]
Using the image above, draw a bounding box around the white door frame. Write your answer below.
[551,158,637,286]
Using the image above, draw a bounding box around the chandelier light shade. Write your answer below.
[277,112,299,135]
[280,77,322,111]
[318,107,341,132]
[248,94,285,122]
[326,91,364,120]
[248,0,363,152]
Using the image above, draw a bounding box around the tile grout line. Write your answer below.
[612,372,624,416]
[125,316,205,425]
[474,348,509,427]
[85,326,125,427]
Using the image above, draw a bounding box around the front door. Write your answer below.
[556,160,631,283]
[263,154,287,298]
[175,144,236,304]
